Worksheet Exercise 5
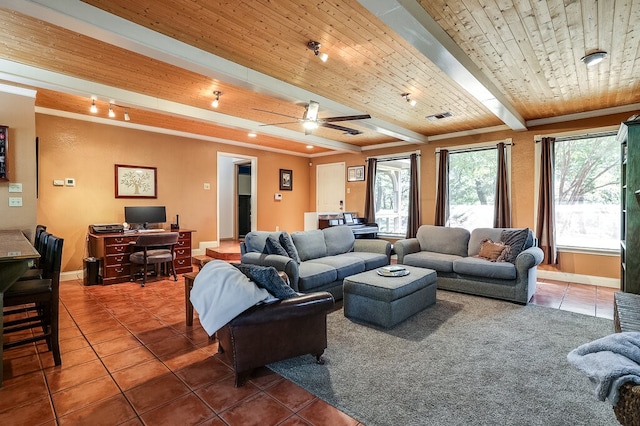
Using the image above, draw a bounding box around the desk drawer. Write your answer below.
[106,244,131,255]
[175,248,191,260]
[104,264,130,279]
[106,253,130,267]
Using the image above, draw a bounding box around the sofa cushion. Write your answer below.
[297,262,338,292]
[468,228,505,256]
[279,231,301,264]
[292,230,327,261]
[416,225,470,257]
[233,263,297,300]
[500,228,530,263]
[341,252,389,270]
[307,255,365,280]
[322,225,355,256]
[263,236,289,257]
[402,251,462,273]
[477,239,510,262]
[244,231,282,253]
[453,257,516,280]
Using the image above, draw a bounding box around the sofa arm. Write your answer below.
[394,238,420,264]
[240,252,301,291]
[228,292,335,326]
[354,239,391,259]
[515,246,544,271]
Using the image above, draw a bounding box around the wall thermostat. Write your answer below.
[65,178,75,187]
[274,193,282,200]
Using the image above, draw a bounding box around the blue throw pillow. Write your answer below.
[233,263,297,300]
[279,231,301,264]
[263,236,289,257]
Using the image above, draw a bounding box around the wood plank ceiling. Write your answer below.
[0,0,638,156]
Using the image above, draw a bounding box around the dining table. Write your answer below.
[0,229,40,387]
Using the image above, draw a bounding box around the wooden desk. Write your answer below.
[0,230,40,387]
[88,229,194,284]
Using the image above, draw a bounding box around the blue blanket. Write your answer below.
[567,332,640,405]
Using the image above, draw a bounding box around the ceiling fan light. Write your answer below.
[581,51,607,67]
[303,121,319,130]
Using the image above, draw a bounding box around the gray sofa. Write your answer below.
[241,225,391,300]
[394,225,544,304]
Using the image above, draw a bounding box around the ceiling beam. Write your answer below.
[9,0,429,145]
[357,0,527,131]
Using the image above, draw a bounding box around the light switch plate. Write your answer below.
[8,183,22,192]
[53,179,64,186]
[9,196,22,207]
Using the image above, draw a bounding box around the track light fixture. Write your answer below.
[581,50,607,67]
[89,98,131,121]
[108,104,116,118]
[307,41,328,62]
[90,99,98,113]
[124,111,131,121]
[212,91,222,108]
[402,93,417,107]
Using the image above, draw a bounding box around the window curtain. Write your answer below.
[363,158,377,223]
[406,153,420,238]
[536,137,557,265]
[493,142,511,228]
[434,149,449,226]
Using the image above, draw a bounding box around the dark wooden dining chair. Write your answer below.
[129,232,179,287]
[18,229,50,281]
[3,234,64,367]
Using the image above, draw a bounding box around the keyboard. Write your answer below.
[137,228,165,233]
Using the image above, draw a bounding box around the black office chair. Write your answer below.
[129,232,179,287]
[3,234,64,366]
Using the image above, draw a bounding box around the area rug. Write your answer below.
[269,290,619,425]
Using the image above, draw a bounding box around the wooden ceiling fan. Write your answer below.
[255,101,371,135]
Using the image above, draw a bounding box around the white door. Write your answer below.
[317,162,346,212]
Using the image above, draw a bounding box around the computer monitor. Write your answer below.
[124,206,166,229]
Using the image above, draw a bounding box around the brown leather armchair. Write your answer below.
[216,291,335,386]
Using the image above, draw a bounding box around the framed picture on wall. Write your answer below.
[347,165,365,182]
[115,164,157,198]
[280,169,293,190]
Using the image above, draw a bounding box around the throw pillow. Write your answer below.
[279,231,301,264]
[263,236,289,257]
[476,239,510,262]
[233,263,297,300]
[500,228,530,263]
[189,260,270,336]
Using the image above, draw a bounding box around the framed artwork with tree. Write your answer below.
[115,164,157,198]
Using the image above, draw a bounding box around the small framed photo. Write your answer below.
[115,164,157,198]
[347,165,365,182]
[280,169,293,191]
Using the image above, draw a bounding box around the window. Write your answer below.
[374,158,411,236]
[553,132,619,250]
[448,147,499,230]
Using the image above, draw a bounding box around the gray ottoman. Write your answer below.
[343,266,437,329]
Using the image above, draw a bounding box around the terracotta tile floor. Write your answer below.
[1,274,615,425]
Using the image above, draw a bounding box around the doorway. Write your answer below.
[217,153,257,243]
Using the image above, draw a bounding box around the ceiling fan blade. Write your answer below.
[252,108,299,120]
[304,101,320,121]
[321,123,363,135]
[258,121,299,126]
[321,114,372,123]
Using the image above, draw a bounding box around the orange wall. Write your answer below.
[35,114,309,271]
[30,109,632,279]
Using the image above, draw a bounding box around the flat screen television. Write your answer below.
[124,206,166,229]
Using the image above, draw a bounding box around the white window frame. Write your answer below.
[534,125,620,256]
[435,139,512,229]
[369,150,420,238]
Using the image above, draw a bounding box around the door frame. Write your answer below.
[217,152,257,243]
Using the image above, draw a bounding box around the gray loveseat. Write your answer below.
[394,225,544,304]
[241,225,391,300]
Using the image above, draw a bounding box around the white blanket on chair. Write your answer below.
[190,260,270,336]
[567,331,640,405]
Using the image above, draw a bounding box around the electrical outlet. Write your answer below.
[203,183,211,190]
[8,196,22,207]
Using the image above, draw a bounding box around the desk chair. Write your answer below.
[129,232,179,287]
[3,234,64,367]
